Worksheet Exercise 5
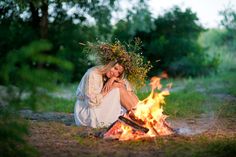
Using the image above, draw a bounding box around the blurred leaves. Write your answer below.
[112,5,221,77]
[136,6,219,77]
[219,5,236,51]
[0,39,74,157]
[0,108,37,157]
[113,2,154,41]
[1,40,73,89]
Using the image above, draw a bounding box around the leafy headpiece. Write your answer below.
[83,40,152,89]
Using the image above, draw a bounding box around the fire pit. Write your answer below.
[103,76,175,141]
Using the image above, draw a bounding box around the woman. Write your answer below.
[74,61,139,128]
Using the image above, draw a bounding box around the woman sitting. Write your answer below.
[74,41,151,128]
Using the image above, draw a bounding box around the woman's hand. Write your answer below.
[101,78,127,96]
[116,79,126,85]
[101,77,118,96]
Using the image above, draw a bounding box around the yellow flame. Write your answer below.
[117,76,173,140]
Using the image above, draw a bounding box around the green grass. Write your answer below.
[35,96,74,113]
[21,94,75,113]
[165,90,207,118]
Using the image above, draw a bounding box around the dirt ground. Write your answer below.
[26,113,236,157]
[23,88,236,157]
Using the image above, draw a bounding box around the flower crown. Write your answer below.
[83,40,152,89]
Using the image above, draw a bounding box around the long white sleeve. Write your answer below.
[84,69,104,107]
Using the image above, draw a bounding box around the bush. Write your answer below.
[135,6,220,77]
[168,52,220,77]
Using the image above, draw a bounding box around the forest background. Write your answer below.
[0,0,236,156]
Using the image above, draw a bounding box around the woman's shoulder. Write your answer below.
[86,66,102,77]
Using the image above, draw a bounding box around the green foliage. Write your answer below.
[168,50,220,77]
[0,40,73,157]
[0,39,74,113]
[0,40,73,89]
[137,6,219,77]
[113,2,154,42]
[219,5,236,51]
[0,0,119,82]
[198,28,236,72]
[0,108,38,157]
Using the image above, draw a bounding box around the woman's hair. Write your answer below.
[97,61,125,79]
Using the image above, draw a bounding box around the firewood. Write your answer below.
[118,116,149,133]
[161,119,175,132]
[128,112,145,125]
[149,122,160,136]
[103,120,122,140]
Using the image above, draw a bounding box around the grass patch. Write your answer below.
[162,136,236,157]
[196,138,236,157]
[188,70,236,97]
[217,101,236,118]
[21,94,74,113]
[164,70,236,118]
[219,71,236,96]
[137,88,209,118]
[36,97,74,113]
[164,90,207,118]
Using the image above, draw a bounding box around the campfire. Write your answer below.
[103,74,174,140]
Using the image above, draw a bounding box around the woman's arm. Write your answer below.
[112,79,139,109]
[101,77,119,96]
[84,71,104,107]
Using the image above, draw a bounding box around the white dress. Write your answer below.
[74,66,133,128]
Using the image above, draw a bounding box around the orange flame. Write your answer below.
[104,75,174,141]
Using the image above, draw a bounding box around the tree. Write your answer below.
[219,5,236,51]
[0,0,120,82]
[137,6,218,76]
[112,1,154,42]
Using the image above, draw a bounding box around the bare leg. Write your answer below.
[118,86,139,111]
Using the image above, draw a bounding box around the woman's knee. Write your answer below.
[110,87,120,93]
[112,82,126,90]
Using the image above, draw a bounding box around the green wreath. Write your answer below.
[83,39,152,90]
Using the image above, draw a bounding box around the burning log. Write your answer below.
[103,115,149,140]
[128,112,146,125]
[118,116,149,133]
[161,118,175,132]
[148,122,160,136]
[103,120,123,140]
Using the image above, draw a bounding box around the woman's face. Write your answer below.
[106,63,124,78]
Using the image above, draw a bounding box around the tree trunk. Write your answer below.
[29,1,40,34]
[40,0,48,39]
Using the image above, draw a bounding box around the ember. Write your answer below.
[103,75,174,141]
